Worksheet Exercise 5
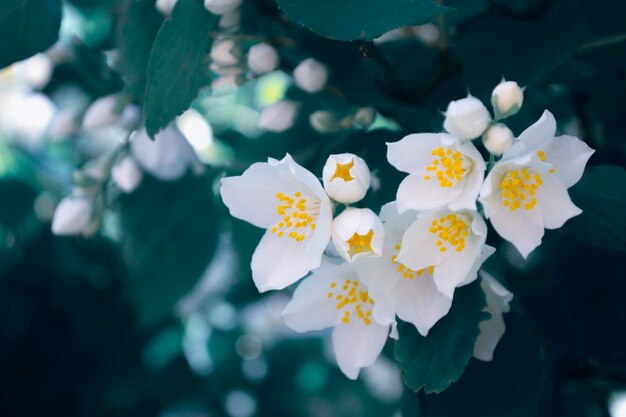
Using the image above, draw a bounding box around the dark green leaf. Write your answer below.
[143,0,219,137]
[119,175,219,328]
[459,0,587,97]
[394,279,490,393]
[114,0,164,102]
[0,0,62,69]
[561,165,626,251]
[417,316,543,417]
[276,0,449,41]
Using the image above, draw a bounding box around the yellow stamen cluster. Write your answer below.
[428,214,470,253]
[327,279,374,325]
[424,147,469,187]
[390,243,434,279]
[271,191,317,241]
[537,150,556,173]
[330,159,355,182]
[345,229,374,258]
[499,168,543,211]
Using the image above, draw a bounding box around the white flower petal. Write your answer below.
[386,133,444,174]
[535,171,582,229]
[433,234,482,298]
[518,110,557,151]
[489,203,544,258]
[332,321,390,380]
[544,135,594,188]
[396,174,463,212]
[397,211,445,271]
[251,231,311,291]
[51,197,94,236]
[473,272,513,361]
[282,266,342,332]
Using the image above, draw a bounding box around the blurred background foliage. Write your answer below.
[0,0,625,416]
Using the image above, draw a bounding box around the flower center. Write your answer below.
[424,147,471,187]
[327,279,374,325]
[391,242,433,279]
[428,213,470,253]
[345,229,374,258]
[271,191,318,242]
[537,150,555,173]
[330,159,355,182]
[499,168,542,211]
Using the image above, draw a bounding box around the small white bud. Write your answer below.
[309,110,341,133]
[293,58,328,93]
[218,9,240,29]
[156,0,177,16]
[332,208,384,263]
[247,43,279,74]
[258,100,298,132]
[491,80,524,119]
[323,153,371,204]
[51,196,94,236]
[443,95,492,140]
[482,123,515,156]
[353,107,376,128]
[210,39,239,66]
[82,94,121,130]
[204,0,242,15]
[112,156,143,193]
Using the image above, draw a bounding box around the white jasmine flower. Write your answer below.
[204,0,242,15]
[322,153,371,204]
[387,133,486,212]
[331,208,384,263]
[130,125,205,181]
[354,202,457,335]
[293,58,328,93]
[111,156,143,193]
[82,94,121,130]
[0,53,52,91]
[517,110,594,188]
[282,261,395,379]
[473,271,513,361]
[492,80,524,120]
[258,100,298,132]
[51,196,95,236]
[247,43,279,74]
[443,95,492,140]
[220,154,333,291]
[397,208,492,298]
[482,123,515,156]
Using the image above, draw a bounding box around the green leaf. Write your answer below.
[459,0,587,97]
[0,0,62,69]
[561,165,626,251]
[275,0,449,41]
[143,0,219,137]
[114,0,164,102]
[119,174,219,328]
[394,279,490,394]
[416,316,543,417]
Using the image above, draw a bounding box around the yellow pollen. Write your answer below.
[345,229,374,258]
[391,241,434,280]
[328,278,375,325]
[499,168,542,211]
[272,191,318,241]
[424,146,471,188]
[537,150,546,162]
[428,214,470,253]
[330,159,355,182]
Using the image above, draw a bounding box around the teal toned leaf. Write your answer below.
[275,0,449,41]
[0,0,62,69]
[561,165,626,251]
[143,0,219,137]
[394,280,490,393]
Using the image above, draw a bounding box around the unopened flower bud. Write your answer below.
[310,110,341,133]
[354,107,376,128]
[332,208,384,262]
[218,10,240,29]
[482,123,514,156]
[293,58,328,93]
[204,0,242,15]
[82,94,121,130]
[210,39,239,66]
[258,100,298,132]
[51,196,94,236]
[156,0,177,16]
[247,43,279,74]
[491,80,524,119]
[443,96,492,140]
[112,156,143,193]
[323,153,371,204]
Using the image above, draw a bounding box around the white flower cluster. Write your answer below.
[220,79,595,379]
